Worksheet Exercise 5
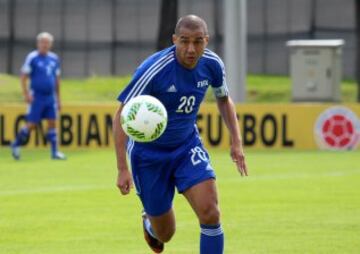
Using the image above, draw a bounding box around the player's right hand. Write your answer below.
[117,169,133,195]
[230,143,248,177]
[24,93,33,104]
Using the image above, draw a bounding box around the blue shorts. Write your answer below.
[27,98,57,123]
[128,134,216,217]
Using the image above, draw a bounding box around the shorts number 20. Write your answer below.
[190,146,208,166]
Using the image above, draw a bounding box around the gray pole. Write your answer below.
[224,0,247,103]
[7,0,16,74]
[111,0,117,76]
[356,0,360,102]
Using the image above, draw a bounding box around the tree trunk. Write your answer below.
[309,0,317,39]
[157,0,178,50]
[7,0,15,74]
[356,0,360,101]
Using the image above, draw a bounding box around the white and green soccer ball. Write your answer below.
[121,95,168,142]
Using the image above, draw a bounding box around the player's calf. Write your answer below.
[146,210,176,243]
[12,127,30,147]
[46,128,66,160]
[196,204,224,253]
[11,126,30,160]
[142,212,165,253]
[183,179,224,254]
[151,224,175,243]
[46,128,57,156]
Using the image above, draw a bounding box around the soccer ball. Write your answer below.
[121,95,168,142]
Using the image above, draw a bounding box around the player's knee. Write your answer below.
[198,203,220,225]
[47,122,56,129]
[27,123,36,130]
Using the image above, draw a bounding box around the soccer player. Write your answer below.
[113,15,247,253]
[11,32,66,160]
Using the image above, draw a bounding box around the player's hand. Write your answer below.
[117,169,133,195]
[24,93,33,104]
[230,142,248,176]
[57,101,62,111]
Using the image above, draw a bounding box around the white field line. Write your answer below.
[0,185,113,197]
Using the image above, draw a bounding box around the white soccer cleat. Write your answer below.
[52,151,67,160]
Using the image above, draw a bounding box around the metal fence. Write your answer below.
[0,0,356,78]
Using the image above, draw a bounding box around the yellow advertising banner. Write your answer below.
[0,103,359,150]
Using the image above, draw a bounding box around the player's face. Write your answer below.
[173,27,209,69]
[37,38,53,55]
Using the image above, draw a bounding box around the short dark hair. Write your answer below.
[174,15,208,36]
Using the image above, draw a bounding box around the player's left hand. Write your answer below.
[230,143,248,176]
[57,101,61,111]
[117,169,133,195]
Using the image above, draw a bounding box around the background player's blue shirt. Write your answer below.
[118,45,229,148]
[21,50,61,98]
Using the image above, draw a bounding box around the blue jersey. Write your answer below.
[21,50,61,98]
[118,45,229,148]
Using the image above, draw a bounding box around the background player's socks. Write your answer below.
[12,127,30,147]
[11,127,30,160]
[46,128,58,157]
[200,224,224,254]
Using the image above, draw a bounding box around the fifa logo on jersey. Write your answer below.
[197,80,209,88]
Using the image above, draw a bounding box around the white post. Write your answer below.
[224,0,247,102]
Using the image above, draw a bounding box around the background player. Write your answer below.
[113,15,247,253]
[11,32,66,160]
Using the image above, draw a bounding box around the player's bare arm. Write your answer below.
[113,104,133,195]
[56,76,61,111]
[216,96,248,176]
[20,73,32,104]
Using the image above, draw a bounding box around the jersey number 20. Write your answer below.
[176,96,196,114]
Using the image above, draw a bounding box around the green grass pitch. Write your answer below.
[1,148,359,254]
[0,73,358,103]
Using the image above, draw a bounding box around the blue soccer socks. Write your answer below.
[200,224,224,254]
[11,127,30,160]
[46,128,58,157]
[12,127,65,160]
[12,127,30,147]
